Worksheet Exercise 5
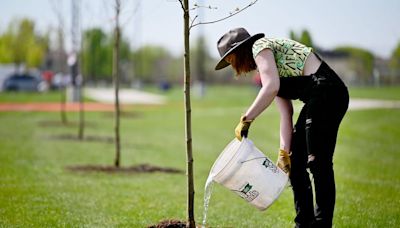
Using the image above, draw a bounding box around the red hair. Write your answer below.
[226,44,257,76]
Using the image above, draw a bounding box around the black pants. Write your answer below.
[278,62,349,228]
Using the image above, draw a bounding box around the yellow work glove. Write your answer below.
[276,149,291,175]
[234,116,253,141]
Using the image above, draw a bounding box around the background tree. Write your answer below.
[132,45,171,83]
[193,36,208,97]
[118,36,133,83]
[335,46,375,84]
[289,29,314,48]
[82,28,111,81]
[27,32,49,68]
[389,40,400,76]
[50,0,69,124]
[289,30,299,42]
[0,33,13,63]
[113,0,122,167]
[299,30,313,48]
[12,19,35,67]
[81,27,131,83]
[0,18,47,69]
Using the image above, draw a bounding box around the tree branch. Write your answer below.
[189,0,258,30]
[189,15,198,29]
[189,3,217,11]
[177,0,185,12]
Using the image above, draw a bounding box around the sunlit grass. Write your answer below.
[348,85,400,100]
[0,85,399,227]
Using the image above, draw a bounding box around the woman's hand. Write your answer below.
[277,149,291,175]
[235,116,253,140]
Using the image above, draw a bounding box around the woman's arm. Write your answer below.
[244,49,280,120]
[275,96,293,152]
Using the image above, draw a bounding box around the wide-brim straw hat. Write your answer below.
[215,27,264,70]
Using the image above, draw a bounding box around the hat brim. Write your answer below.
[215,33,264,70]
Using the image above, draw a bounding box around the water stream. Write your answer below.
[201,174,215,228]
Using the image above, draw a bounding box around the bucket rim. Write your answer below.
[210,138,252,181]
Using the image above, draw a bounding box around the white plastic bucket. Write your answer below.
[209,138,288,210]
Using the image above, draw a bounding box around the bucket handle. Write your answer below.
[241,157,267,163]
[242,157,280,174]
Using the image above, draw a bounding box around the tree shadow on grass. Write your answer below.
[47,134,114,143]
[102,111,142,119]
[38,120,97,128]
[66,164,183,174]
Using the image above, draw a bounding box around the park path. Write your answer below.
[348,99,400,110]
[85,88,166,105]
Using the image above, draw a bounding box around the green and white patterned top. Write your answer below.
[252,38,313,77]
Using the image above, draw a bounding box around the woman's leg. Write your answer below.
[290,104,315,227]
[308,118,340,227]
[306,86,349,227]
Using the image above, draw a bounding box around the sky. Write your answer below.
[1,0,400,59]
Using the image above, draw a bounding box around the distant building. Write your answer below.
[318,50,356,85]
[319,49,398,86]
[45,49,68,74]
[374,57,399,85]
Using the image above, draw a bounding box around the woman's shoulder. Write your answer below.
[252,37,309,58]
[252,37,274,58]
[252,37,291,50]
[253,37,273,46]
[253,37,292,44]
[252,37,284,57]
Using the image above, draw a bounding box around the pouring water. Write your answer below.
[202,174,215,228]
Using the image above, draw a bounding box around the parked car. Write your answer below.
[2,73,48,92]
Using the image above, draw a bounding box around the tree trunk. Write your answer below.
[78,31,85,140]
[113,0,121,167]
[183,0,195,227]
[78,74,85,140]
[61,86,68,124]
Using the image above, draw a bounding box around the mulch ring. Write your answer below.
[66,164,183,174]
[147,219,187,228]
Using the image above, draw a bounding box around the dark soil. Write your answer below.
[48,134,114,143]
[147,219,187,228]
[66,164,183,174]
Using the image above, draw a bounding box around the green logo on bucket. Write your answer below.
[238,182,259,202]
[241,183,253,194]
[262,158,279,173]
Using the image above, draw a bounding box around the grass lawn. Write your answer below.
[0,86,399,227]
[348,85,400,100]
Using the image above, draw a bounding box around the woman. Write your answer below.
[215,28,349,228]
